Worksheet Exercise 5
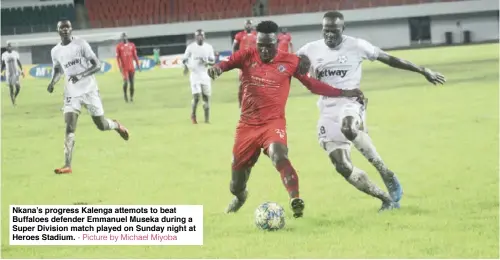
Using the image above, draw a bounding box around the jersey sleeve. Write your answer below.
[81,40,98,61]
[216,48,251,71]
[183,45,191,61]
[51,48,60,68]
[233,32,242,44]
[357,38,381,61]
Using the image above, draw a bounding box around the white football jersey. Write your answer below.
[2,50,20,76]
[51,37,99,97]
[297,35,381,90]
[183,42,215,76]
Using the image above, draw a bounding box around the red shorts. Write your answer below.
[232,119,287,170]
[121,68,135,81]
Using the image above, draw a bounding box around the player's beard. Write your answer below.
[324,34,341,48]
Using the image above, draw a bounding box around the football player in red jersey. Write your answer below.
[116,33,141,103]
[232,19,257,108]
[208,21,364,218]
[277,27,293,53]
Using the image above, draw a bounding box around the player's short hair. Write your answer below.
[323,11,344,20]
[195,29,204,35]
[245,19,252,25]
[256,21,279,34]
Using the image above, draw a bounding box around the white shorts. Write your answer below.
[190,81,212,96]
[5,73,19,85]
[63,90,104,116]
[317,98,367,153]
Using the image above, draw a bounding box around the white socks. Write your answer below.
[105,119,118,130]
[64,133,75,167]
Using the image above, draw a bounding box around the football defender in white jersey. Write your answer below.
[182,29,216,124]
[297,11,445,211]
[1,43,25,106]
[47,20,130,174]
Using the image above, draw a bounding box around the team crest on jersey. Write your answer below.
[337,55,348,64]
[277,64,285,72]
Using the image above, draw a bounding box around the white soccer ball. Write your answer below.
[254,202,286,231]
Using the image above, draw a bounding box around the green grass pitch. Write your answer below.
[1,43,498,258]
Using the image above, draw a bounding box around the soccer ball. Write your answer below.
[254,202,286,231]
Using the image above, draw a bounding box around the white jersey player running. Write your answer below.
[47,20,130,174]
[182,29,216,124]
[297,11,446,212]
[1,43,25,106]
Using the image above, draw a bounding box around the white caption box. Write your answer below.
[10,205,203,246]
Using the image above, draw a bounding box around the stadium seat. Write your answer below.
[80,0,466,29]
[1,4,76,35]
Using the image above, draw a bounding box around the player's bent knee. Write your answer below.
[329,151,353,178]
[268,143,288,165]
[341,116,357,141]
[335,162,353,178]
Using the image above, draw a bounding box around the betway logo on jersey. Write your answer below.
[64,59,81,69]
[316,69,348,80]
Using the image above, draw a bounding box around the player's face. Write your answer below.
[195,34,204,45]
[244,22,252,32]
[58,21,72,41]
[257,33,277,63]
[6,44,12,52]
[322,18,344,48]
[121,34,128,42]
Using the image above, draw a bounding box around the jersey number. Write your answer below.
[319,126,326,135]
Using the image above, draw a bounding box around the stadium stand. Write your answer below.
[85,0,462,28]
[85,0,257,28]
[1,0,463,34]
[1,4,76,35]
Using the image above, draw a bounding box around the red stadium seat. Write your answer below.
[83,0,465,28]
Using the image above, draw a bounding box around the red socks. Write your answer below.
[276,159,299,198]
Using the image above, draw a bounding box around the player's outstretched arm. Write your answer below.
[377,52,446,85]
[208,49,248,80]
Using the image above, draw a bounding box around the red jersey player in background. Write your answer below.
[208,21,364,218]
[232,19,257,108]
[116,33,141,103]
[278,27,293,53]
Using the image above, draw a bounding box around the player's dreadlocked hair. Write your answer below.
[323,11,344,20]
[256,21,279,34]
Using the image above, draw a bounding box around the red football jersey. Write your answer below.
[217,49,298,125]
[234,30,257,51]
[278,32,292,53]
[116,42,139,71]
[217,49,343,125]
